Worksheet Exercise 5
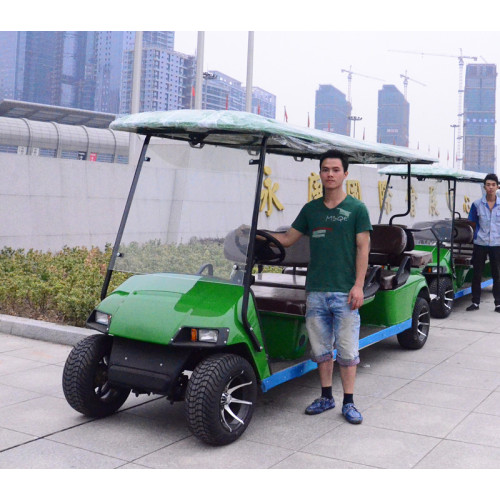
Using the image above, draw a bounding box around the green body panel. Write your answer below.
[413,244,452,272]
[97,273,271,380]
[413,243,491,290]
[359,275,426,326]
[259,312,308,360]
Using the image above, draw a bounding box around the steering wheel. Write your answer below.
[254,230,286,265]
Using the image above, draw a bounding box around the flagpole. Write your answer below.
[129,31,143,165]
[194,32,205,110]
[245,31,254,113]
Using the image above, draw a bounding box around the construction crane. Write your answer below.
[341,66,385,105]
[388,48,478,169]
[399,70,426,100]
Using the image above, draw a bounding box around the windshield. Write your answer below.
[112,140,259,281]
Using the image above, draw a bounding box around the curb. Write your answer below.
[0,314,90,346]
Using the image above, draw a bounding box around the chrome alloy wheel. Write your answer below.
[220,371,253,432]
[417,305,430,340]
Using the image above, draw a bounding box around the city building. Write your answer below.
[92,32,125,114]
[200,71,245,112]
[5,31,276,120]
[119,41,195,114]
[314,84,351,136]
[120,32,198,114]
[377,84,409,147]
[247,86,276,119]
[463,63,497,174]
[0,32,18,101]
[14,32,90,109]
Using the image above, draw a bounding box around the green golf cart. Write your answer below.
[378,165,493,318]
[62,110,436,446]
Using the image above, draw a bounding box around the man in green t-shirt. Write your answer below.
[269,151,372,424]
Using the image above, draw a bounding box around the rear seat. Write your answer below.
[397,226,434,267]
[369,224,412,290]
[452,219,474,266]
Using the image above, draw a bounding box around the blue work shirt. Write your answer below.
[468,194,500,247]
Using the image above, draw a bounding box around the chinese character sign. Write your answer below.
[346,180,362,200]
[308,172,322,201]
[260,166,284,217]
[378,181,392,215]
[429,186,439,216]
[463,195,471,214]
[405,186,418,217]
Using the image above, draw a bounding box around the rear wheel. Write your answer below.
[397,297,430,349]
[185,353,257,446]
[62,334,130,417]
[429,276,454,318]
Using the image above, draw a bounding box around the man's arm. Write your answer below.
[348,231,370,310]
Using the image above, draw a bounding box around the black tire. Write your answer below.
[62,334,130,417]
[429,276,454,318]
[397,297,430,349]
[185,353,257,446]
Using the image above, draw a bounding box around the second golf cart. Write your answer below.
[378,165,493,318]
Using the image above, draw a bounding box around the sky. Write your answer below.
[6,0,500,172]
[173,30,499,166]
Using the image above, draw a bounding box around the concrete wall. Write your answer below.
[0,143,484,251]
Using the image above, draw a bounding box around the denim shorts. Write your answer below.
[305,292,360,366]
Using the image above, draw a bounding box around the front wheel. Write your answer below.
[397,297,430,349]
[185,354,257,446]
[62,334,130,417]
[429,276,454,318]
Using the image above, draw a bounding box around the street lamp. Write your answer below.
[202,72,217,110]
[348,116,363,138]
[450,124,459,169]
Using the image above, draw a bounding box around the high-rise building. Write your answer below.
[200,71,245,112]
[92,32,125,114]
[14,31,90,109]
[120,32,194,114]
[463,63,497,174]
[248,86,276,119]
[377,85,409,147]
[119,39,195,114]
[314,84,351,135]
[0,32,18,101]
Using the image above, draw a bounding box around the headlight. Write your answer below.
[95,311,111,326]
[191,328,219,343]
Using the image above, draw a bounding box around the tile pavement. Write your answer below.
[0,289,499,469]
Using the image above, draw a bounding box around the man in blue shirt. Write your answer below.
[467,173,500,312]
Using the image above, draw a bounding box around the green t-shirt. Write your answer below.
[292,195,372,293]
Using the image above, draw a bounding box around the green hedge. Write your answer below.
[0,246,128,327]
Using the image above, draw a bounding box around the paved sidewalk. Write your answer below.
[0,290,500,469]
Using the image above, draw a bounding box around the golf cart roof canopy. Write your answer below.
[378,165,486,183]
[110,110,438,165]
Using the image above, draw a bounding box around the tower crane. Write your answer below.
[341,66,385,105]
[388,48,478,169]
[399,70,426,100]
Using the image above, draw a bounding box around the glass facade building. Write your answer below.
[314,84,351,135]
[377,85,409,147]
[248,86,276,119]
[119,33,195,115]
[5,31,275,119]
[0,32,18,101]
[463,64,497,174]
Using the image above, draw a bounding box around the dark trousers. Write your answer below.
[471,244,500,306]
